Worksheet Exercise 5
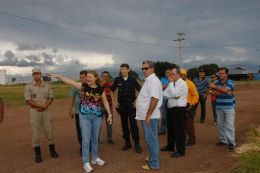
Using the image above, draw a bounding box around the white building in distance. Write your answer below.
[0,69,7,85]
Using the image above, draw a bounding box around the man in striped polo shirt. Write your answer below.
[193,69,209,123]
[208,67,236,151]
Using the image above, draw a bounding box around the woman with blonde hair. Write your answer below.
[48,70,112,172]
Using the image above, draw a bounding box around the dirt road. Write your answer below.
[0,84,260,173]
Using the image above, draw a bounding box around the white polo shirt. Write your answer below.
[136,73,163,120]
[163,78,188,108]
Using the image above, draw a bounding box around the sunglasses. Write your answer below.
[211,76,217,78]
[141,67,150,71]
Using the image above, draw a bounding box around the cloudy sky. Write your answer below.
[0,0,260,79]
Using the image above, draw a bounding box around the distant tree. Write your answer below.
[154,61,177,78]
[187,68,199,79]
[198,64,219,76]
[11,77,16,83]
[42,75,51,82]
[129,70,139,80]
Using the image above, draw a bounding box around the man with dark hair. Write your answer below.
[193,69,209,123]
[208,67,236,151]
[100,71,115,145]
[158,68,171,135]
[111,63,142,153]
[69,70,87,154]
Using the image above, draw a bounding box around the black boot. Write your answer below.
[34,146,42,163]
[134,142,142,153]
[121,141,131,151]
[49,144,58,158]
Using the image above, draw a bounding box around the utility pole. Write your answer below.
[173,32,186,69]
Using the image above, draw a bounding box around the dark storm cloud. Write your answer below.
[0,50,58,67]
[42,52,55,65]
[1,50,18,65]
[0,0,259,71]
[16,42,46,51]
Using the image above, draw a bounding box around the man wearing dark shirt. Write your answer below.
[111,63,142,153]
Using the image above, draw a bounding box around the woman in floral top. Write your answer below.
[48,70,112,173]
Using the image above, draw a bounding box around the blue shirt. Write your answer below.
[215,79,236,109]
[193,77,209,95]
[70,87,81,114]
[161,77,169,99]
[160,77,169,86]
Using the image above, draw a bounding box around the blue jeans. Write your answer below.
[141,119,160,169]
[216,108,236,145]
[79,113,102,164]
[159,97,167,133]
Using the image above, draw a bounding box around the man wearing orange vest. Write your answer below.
[180,69,199,146]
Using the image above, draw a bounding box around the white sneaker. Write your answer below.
[91,157,105,165]
[83,162,93,172]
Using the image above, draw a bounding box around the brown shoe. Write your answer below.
[141,164,159,170]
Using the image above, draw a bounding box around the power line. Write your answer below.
[185,41,260,48]
[0,10,174,48]
[1,10,260,49]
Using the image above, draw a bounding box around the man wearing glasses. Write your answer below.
[24,68,58,163]
[136,61,163,170]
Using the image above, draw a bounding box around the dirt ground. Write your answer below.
[1,84,260,173]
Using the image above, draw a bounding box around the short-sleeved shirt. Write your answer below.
[215,79,236,109]
[101,81,113,105]
[80,83,104,117]
[111,76,141,103]
[70,87,81,114]
[193,77,209,95]
[136,73,163,120]
[24,82,53,105]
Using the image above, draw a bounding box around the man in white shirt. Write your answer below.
[162,68,188,158]
[136,61,163,170]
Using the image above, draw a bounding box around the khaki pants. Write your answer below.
[30,108,54,147]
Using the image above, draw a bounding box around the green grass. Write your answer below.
[0,83,71,106]
[235,125,260,173]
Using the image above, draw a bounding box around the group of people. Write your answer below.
[22,61,236,172]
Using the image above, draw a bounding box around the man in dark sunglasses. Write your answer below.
[136,61,163,170]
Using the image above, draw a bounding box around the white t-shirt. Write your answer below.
[136,73,163,120]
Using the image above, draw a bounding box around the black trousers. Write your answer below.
[167,107,186,155]
[117,103,139,143]
[195,94,207,122]
[75,113,82,148]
